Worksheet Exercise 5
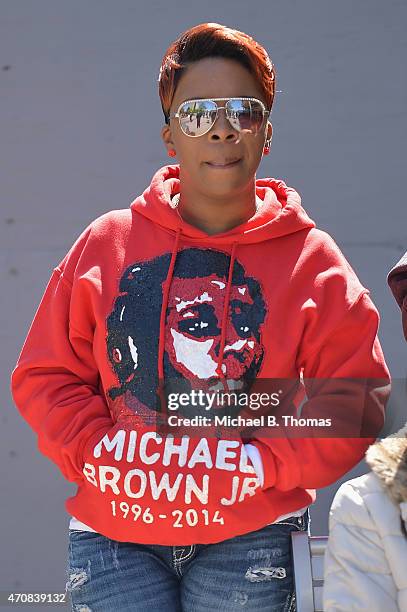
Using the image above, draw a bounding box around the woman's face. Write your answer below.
[161,57,272,200]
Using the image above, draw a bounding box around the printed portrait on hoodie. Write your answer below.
[106,248,267,417]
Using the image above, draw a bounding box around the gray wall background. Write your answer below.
[1,0,406,601]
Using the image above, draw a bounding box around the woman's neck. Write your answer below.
[173,183,259,236]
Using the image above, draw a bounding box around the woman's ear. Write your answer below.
[266,121,273,142]
[161,124,175,155]
[262,121,273,155]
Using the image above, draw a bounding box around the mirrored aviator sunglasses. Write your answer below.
[170,97,270,137]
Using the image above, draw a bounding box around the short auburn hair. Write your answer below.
[158,23,276,124]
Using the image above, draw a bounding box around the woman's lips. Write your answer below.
[205,159,242,169]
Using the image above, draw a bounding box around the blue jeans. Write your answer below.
[66,510,310,611]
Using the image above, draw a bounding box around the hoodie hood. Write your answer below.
[130,164,315,244]
[366,423,407,507]
[130,164,316,399]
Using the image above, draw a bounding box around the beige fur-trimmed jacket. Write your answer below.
[323,432,407,611]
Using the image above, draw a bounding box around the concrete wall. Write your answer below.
[1,0,406,601]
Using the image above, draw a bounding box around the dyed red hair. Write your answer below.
[158,23,276,124]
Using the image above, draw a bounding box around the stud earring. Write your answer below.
[168,149,176,158]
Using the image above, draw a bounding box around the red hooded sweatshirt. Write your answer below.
[10,164,390,545]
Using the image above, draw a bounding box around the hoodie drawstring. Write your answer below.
[215,240,239,392]
[157,232,240,408]
[157,227,182,411]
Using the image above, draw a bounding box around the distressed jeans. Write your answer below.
[66,510,310,611]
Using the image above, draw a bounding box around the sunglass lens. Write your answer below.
[178,100,217,136]
[227,99,265,134]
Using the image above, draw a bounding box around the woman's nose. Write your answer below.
[209,108,238,141]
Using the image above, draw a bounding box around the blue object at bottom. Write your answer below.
[66,510,310,611]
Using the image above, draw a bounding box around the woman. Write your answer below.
[11,23,390,611]
[323,252,407,611]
